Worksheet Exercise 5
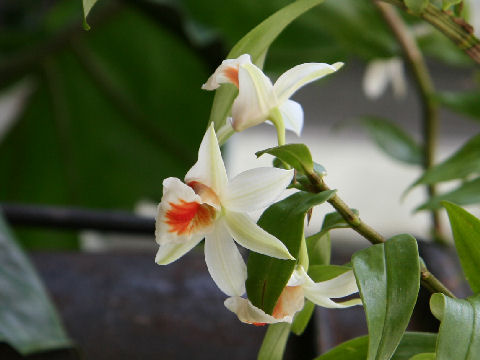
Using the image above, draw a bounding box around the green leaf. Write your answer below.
[315,332,437,360]
[258,323,291,360]
[416,177,480,210]
[0,7,211,248]
[291,300,315,336]
[0,215,72,354]
[435,90,480,121]
[306,231,331,266]
[246,190,335,314]
[441,0,462,10]
[82,0,100,30]
[308,264,352,282]
[411,134,480,186]
[352,234,420,360]
[409,354,436,360]
[208,0,326,130]
[257,143,314,174]
[430,293,480,360]
[405,0,430,14]
[322,209,359,234]
[443,201,480,293]
[360,116,423,166]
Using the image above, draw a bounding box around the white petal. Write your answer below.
[155,236,203,265]
[300,267,359,299]
[303,294,362,309]
[185,124,228,195]
[231,62,274,132]
[278,100,304,136]
[222,167,294,212]
[155,177,210,245]
[273,62,342,104]
[224,297,294,324]
[204,221,246,296]
[201,54,252,90]
[223,211,294,260]
[363,59,389,99]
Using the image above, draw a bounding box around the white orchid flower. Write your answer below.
[202,54,343,142]
[224,266,362,325]
[363,57,407,100]
[155,124,295,297]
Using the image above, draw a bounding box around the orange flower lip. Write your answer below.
[224,66,239,88]
[165,199,215,235]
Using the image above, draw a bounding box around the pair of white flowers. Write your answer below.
[155,54,360,325]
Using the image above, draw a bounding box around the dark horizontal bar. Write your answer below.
[0,203,155,235]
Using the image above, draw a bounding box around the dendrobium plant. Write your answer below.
[155,124,295,296]
[224,266,361,325]
[202,54,343,144]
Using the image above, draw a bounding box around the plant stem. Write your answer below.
[306,172,456,297]
[381,0,480,65]
[269,108,286,146]
[374,2,446,243]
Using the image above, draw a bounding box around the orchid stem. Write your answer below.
[305,172,455,298]
[374,1,446,244]
[269,108,286,147]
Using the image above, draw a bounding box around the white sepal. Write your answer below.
[155,236,203,265]
[204,220,247,296]
[222,167,294,212]
[223,211,294,260]
[273,62,342,103]
[278,100,304,136]
[185,123,228,195]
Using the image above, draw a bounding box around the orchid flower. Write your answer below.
[362,57,407,100]
[224,266,361,325]
[155,124,295,297]
[202,54,343,144]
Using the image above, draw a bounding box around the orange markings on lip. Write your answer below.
[165,199,215,235]
[224,66,239,88]
[252,322,266,327]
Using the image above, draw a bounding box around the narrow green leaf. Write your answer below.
[291,300,315,336]
[258,323,291,360]
[410,133,480,187]
[352,234,420,360]
[442,134,480,182]
[257,143,314,174]
[0,215,72,354]
[82,0,100,30]
[435,90,480,121]
[246,190,336,314]
[442,201,480,293]
[360,116,423,166]
[416,177,480,210]
[430,293,480,360]
[306,232,331,266]
[208,0,326,129]
[315,332,437,360]
[409,354,436,360]
[405,0,430,14]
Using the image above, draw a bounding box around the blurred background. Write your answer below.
[0,0,478,359]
